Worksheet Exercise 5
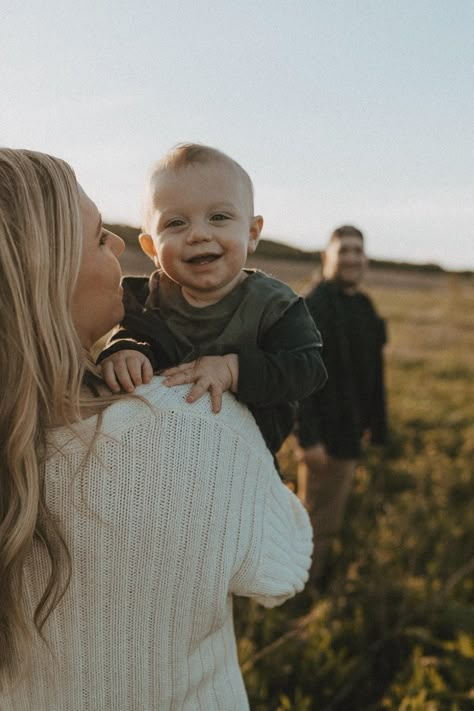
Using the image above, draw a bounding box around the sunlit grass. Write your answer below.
[236,270,473,710]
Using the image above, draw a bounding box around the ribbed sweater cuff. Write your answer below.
[251,478,313,608]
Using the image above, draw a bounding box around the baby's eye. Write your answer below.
[99,230,109,246]
[166,218,185,228]
[210,213,230,222]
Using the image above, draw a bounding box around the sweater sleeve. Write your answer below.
[229,447,313,607]
[97,316,183,372]
[131,383,313,610]
[96,331,159,370]
[236,299,327,406]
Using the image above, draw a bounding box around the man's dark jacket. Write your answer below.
[296,279,388,459]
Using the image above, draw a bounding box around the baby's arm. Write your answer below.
[235,298,327,407]
[163,354,239,414]
[97,317,175,393]
[162,299,326,414]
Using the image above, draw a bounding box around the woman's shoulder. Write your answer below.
[133,378,266,448]
[49,378,267,456]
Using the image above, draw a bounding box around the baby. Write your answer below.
[99,143,327,455]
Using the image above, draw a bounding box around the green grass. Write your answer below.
[234,272,474,710]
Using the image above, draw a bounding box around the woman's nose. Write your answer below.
[111,232,125,256]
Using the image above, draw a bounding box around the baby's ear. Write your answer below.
[248,215,263,254]
[139,233,160,267]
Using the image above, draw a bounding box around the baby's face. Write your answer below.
[145,160,262,306]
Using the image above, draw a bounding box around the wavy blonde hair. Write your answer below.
[0,148,115,687]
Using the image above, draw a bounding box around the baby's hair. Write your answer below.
[143,143,255,231]
[329,225,364,243]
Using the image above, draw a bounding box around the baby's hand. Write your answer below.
[100,349,154,393]
[162,354,239,413]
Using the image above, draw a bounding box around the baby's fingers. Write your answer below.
[128,362,143,386]
[209,384,223,414]
[111,360,137,393]
[163,369,195,387]
[162,361,197,377]
[101,360,123,393]
[142,358,154,384]
[185,378,212,405]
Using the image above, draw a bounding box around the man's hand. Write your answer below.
[162,354,239,414]
[100,350,154,393]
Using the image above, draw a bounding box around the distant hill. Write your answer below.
[105,224,471,276]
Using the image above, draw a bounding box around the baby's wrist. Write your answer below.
[224,353,239,392]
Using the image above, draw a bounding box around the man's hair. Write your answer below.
[143,143,255,231]
[329,225,364,244]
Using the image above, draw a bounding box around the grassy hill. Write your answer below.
[105,223,471,276]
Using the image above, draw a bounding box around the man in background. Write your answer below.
[296,225,388,582]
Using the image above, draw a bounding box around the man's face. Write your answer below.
[323,235,367,289]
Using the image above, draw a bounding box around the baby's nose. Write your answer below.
[187,222,212,243]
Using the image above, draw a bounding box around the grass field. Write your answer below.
[119,249,474,710]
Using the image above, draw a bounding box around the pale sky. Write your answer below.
[1,0,472,269]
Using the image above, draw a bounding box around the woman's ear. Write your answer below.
[139,234,160,267]
[247,215,263,255]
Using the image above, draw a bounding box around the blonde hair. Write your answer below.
[143,142,255,231]
[0,149,114,687]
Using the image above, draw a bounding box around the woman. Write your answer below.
[0,149,312,710]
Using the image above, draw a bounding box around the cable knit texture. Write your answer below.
[2,378,312,711]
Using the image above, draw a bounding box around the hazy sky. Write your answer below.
[1,0,472,269]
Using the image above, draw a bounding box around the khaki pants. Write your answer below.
[297,452,356,580]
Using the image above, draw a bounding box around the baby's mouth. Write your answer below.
[186,253,221,265]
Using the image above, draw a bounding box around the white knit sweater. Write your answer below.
[3,378,312,711]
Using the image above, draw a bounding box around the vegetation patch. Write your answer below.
[236,271,473,710]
